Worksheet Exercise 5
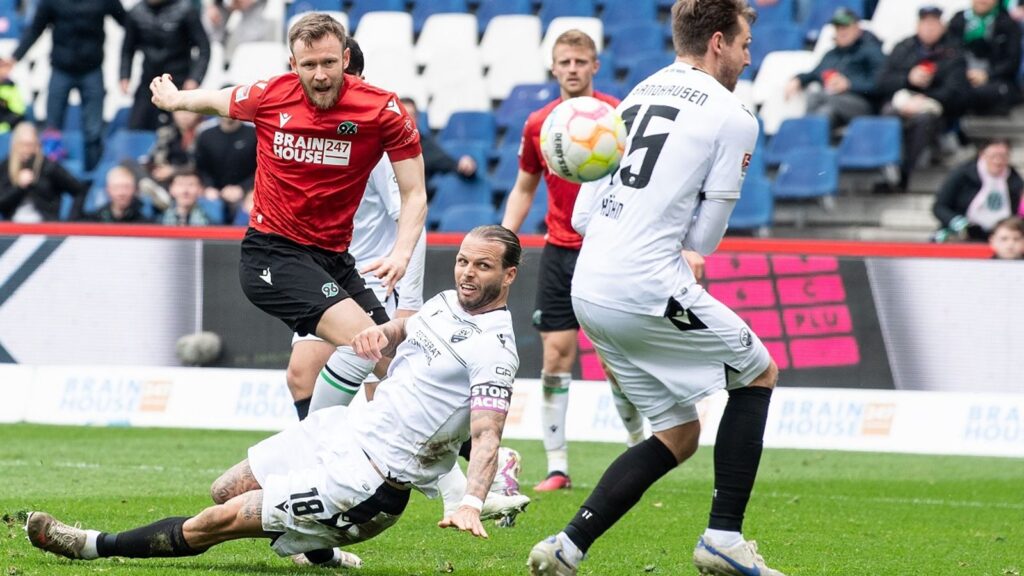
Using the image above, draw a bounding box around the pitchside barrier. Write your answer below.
[0,224,1020,457]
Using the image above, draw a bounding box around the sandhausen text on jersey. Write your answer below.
[630,82,710,107]
[272,131,352,166]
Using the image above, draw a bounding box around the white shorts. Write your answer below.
[572,292,772,432]
[292,284,397,345]
[248,406,409,556]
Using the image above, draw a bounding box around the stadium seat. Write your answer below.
[763,115,829,167]
[200,41,226,91]
[498,179,548,234]
[624,53,669,89]
[226,42,290,85]
[286,0,342,22]
[61,130,85,164]
[750,0,795,24]
[837,116,902,170]
[772,146,839,199]
[423,50,485,112]
[491,142,522,194]
[729,173,773,234]
[348,0,404,32]
[538,0,596,28]
[101,130,157,165]
[105,107,132,139]
[749,22,804,75]
[870,0,963,53]
[439,111,496,147]
[0,131,10,156]
[198,197,226,225]
[541,17,603,68]
[803,0,864,42]
[752,50,816,135]
[353,10,412,53]
[411,0,469,35]
[475,0,533,34]
[427,80,491,130]
[608,23,665,73]
[602,0,657,43]
[442,141,491,173]
[481,15,542,66]
[487,50,548,99]
[415,13,478,66]
[428,174,493,229]
[437,204,499,232]
[495,83,558,130]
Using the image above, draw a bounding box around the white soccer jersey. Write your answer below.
[571,62,758,316]
[349,154,425,311]
[353,290,519,496]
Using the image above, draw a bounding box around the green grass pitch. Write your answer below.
[1,423,1021,575]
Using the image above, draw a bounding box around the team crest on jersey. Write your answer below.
[739,328,753,348]
[450,328,473,343]
[322,282,339,298]
[337,121,358,135]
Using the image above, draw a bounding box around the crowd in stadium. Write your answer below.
[0,0,1021,256]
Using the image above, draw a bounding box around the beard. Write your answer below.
[717,60,744,92]
[457,279,503,313]
[301,80,341,110]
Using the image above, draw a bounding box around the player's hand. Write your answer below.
[438,506,489,539]
[361,255,408,297]
[150,74,181,111]
[683,250,705,281]
[351,326,389,362]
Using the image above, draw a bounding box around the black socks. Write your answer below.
[708,386,772,532]
[96,517,202,558]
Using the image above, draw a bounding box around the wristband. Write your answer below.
[459,494,484,511]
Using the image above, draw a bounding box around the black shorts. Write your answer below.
[532,243,580,332]
[238,229,388,336]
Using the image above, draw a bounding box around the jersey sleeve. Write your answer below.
[702,106,759,200]
[379,96,421,162]
[518,114,543,175]
[395,229,426,311]
[467,331,519,389]
[228,80,271,122]
[377,155,402,221]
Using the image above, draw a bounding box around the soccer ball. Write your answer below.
[540,96,627,184]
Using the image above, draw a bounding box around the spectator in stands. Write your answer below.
[0,122,87,221]
[224,0,278,59]
[121,0,211,130]
[9,0,127,171]
[161,169,210,225]
[876,6,969,191]
[1005,0,1024,22]
[194,116,256,223]
[398,97,476,199]
[0,58,26,133]
[785,8,885,130]
[932,138,1023,242]
[988,215,1024,258]
[149,109,204,183]
[947,0,1022,115]
[83,165,151,223]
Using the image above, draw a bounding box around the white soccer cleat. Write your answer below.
[527,534,580,576]
[25,512,89,560]
[480,492,530,522]
[692,536,786,576]
[291,548,363,569]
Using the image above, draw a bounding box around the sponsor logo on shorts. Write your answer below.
[337,121,358,135]
[322,282,339,298]
[739,328,753,348]
[450,328,472,343]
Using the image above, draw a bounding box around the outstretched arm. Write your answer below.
[362,155,427,295]
[150,74,233,117]
[350,317,409,362]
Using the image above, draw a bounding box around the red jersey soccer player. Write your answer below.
[501,30,645,492]
[150,13,427,394]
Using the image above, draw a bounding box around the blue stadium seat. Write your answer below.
[624,53,670,89]
[772,146,838,199]
[198,197,226,225]
[838,115,901,170]
[287,0,342,21]
[607,23,665,72]
[475,0,532,33]
[602,0,657,40]
[0,7,21,39]
[730,174,773,232]
[427,174,493,229]
[750,0,795,24]
[439,111,496,147]
[491,142,521,193]
[437,204,498,231]
[442,141,491,175]
[348,0,404,32]
[803,0,864,42]
[411,0,469,34]
[538,0,596,28]
[749,22,803,75]
[498,179,548,234]
[763,115,829,167]
[105,107,132,139]
[0,131,11,156]
[495,83,558,130]
[501,109,532,146]
[101,130,157,164]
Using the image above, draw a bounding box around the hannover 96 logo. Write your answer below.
[321,282,339,298]
[337,121,358,135]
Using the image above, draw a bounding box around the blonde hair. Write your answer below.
[552,29,598,60]
[8,122,42,185]
[288,12,347,53]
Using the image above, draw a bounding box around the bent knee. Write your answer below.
[285,362,316,398]
[749,360,779,390]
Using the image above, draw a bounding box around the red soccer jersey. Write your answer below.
[230,73,420,252]
[518,91,620,250]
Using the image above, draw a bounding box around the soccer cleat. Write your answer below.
[491,447,522,496]
[533,471,572,492]
[479,492,530,523]
[291,548,363,569]
[527,535,579,576]
[25,512,89,560]
[692,536,786,576]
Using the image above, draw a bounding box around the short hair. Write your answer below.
[170,168,201,185]
[992,215,1024,235]
[345,36,364,76]
[468,225,522,269]
[671,0,756,58]
[552,29,598,59]
[105,165,136,186]
[288,12,347,53]
[978,137,1011,153]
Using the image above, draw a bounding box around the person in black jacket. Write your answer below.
[8,0,127,171]
[83,165,151,223]
[785,8,885,130]
[194,115,256,222]
[933,138,1023,242]
[876,6,970,191]
[947,0,1022,115]
[121,0,210,131]
[0,122,88,221]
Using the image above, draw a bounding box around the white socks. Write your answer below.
[309,346,375,412]
[703,528,744,548]
[541,372,571,474]
[82,530,101,559]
